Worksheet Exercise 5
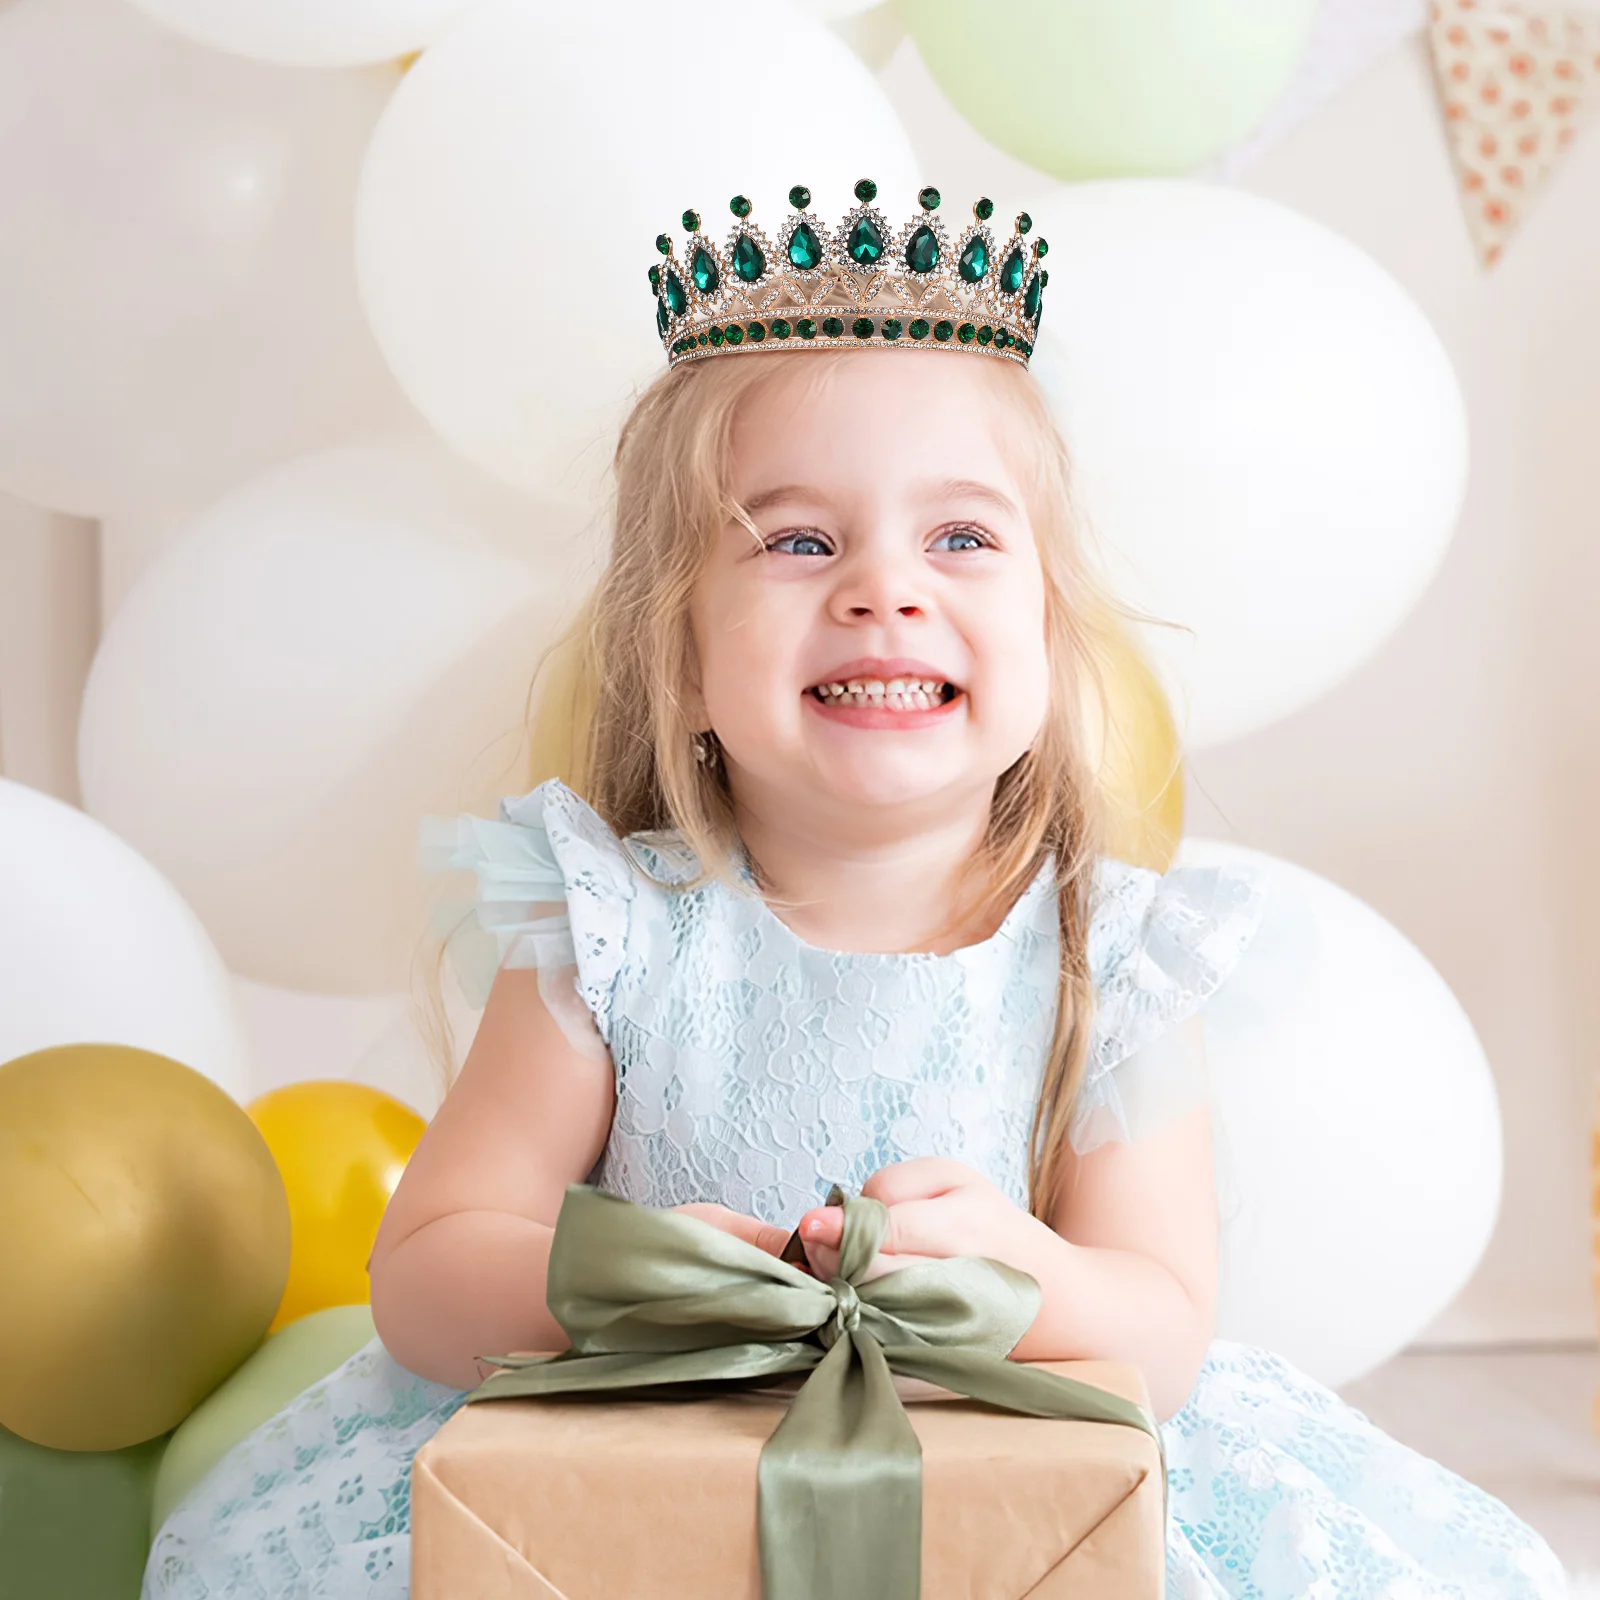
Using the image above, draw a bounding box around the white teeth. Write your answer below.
[811,676,955,710]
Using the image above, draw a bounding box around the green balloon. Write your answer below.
[0,1425,166,1600]
[899,0,1319,178]
[151,1304,375,1534]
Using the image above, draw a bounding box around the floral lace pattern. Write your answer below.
[142,783,1566,1598]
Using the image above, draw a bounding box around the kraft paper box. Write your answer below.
[411,1359,1165,1600]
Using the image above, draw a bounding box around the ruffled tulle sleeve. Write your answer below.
[1070,855,1268,1154]
[419,778,636,1048]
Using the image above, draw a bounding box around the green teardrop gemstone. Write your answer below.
[788,220,823,270]
[691,244,720,294]
[999,245,1025,295]
[733,233,766,283]
[957,234,989,283]
[847,215,885,266]
[1024,271,1043,323]
[664,269,687,315]
[656,299,668,337]
[904,223,939,274]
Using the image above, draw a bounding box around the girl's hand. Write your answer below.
[672,1202,790,1257]
[797,1158,1052,1282]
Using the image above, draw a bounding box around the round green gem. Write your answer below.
[974,196,994,221]
[1035,238,1048,258]
[797,317,817,340]
[880,318,903,340]
[730,194,752,218]
[708,325,725,347]
[747,321,765,343]
[994,328,1010,348]
[933,320,954,342]
[904,223,940,274]
[724,323,744,346]
[1016,211,1032,235]
[851,316,874,339]
[854,177,877,203]
[648,264,661,291]
[655,233,672,256]
[917,185,941,210]
[698,332,709,345]
[823,316,845,338]
[977,325,993,345]
[788,184,811,210]
[957,322,976,344]
[682,209,701,233]
[909,318,930,340]
[772,318,792,340]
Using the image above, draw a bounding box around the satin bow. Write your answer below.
[469,1184,1165,1600]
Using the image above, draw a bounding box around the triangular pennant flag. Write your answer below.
[1429,0,1600,265]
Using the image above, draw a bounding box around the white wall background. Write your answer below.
[1,28,1594,1345]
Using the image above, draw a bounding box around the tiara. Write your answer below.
[649,180,1049,370]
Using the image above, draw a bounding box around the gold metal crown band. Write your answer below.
[650,180,1049,369]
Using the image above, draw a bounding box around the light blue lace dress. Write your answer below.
[143,781,1569,1600]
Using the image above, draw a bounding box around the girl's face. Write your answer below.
[689,352,1051,824]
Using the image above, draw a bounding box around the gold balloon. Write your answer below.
[248,1083,425,1333]
[1088,619,1185,872]
[0,1045,289,1452]
[525,623,1184,872]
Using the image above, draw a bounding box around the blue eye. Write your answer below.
[767,530,831,556]
[932,526,988,552]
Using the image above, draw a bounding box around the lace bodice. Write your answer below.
[426,780,1267,1226]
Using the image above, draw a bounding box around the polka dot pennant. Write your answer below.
[1428,0,1600,266]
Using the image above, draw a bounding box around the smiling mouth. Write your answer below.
[806,676,961,711]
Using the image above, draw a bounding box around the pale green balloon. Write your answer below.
[151,1304,376,1534]
[899,0,1319,178]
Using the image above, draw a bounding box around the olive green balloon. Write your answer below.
[899,0,1319,178]
[0,1044,290,1452]
[0,1424,167,1600]
[152,1304,376,1532]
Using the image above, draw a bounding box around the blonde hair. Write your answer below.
[512,350,1143,1221]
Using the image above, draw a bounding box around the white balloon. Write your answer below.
[0,0,409,518]
[121,0,477,67]
[79,435,593,994]
[1029,181,1469,749]
[797,0,885,18]
[354,0,919,506]
[829,2,906,71]
[0,779,250,1097]
[1184,838,1502,1388]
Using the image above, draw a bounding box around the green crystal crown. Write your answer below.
[650,179,1049,367]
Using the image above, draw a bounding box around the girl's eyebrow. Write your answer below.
[923,478,1020,517]
[743,484,832,515]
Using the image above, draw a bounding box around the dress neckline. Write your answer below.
[731,854,1059,965]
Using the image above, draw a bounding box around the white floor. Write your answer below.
[1338,1343,1600,1589]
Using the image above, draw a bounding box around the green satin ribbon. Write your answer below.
[468,1184,1166,1600]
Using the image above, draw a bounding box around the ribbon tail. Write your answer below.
[758,1330,922,1600]
[882,1344,1169,1520]
[470,1342,820,1402]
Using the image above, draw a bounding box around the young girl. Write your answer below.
[144,186,1568,1600]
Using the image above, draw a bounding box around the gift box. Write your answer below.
[412,1356,1163,1598]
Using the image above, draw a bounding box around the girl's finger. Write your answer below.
[798,1205,843,1249]
[877,1196,973,1260]
[860,1158,979,1208]
[676,1204,789,1256]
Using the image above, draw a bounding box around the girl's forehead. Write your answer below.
[730,352,1022,496]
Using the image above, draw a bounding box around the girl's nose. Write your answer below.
[830,556,927,622]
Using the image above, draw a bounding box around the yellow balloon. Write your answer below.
[247,1082,425,1332]
[0,1044,289,1451]
[525,623,1184,872]
[1092,621,1186,872]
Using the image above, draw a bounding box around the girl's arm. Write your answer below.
[368,962,616,1390]
[798,1015,1217,1422]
